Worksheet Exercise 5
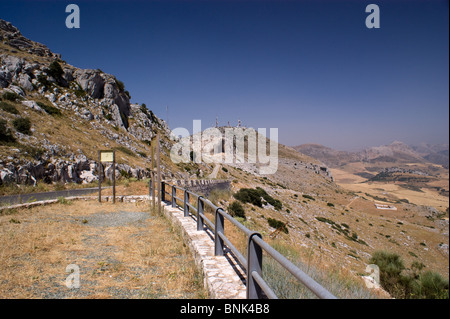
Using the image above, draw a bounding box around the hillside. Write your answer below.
[1,19,448,298]
[0,18,203,190]
[294,141,448,168]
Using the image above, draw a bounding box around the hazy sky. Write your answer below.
[1,0,448,151]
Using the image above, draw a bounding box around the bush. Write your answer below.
[36,101,61,116]
[2,92,21,102]
[302,194,315,200]
[234,188,263,207]
[234,187,282,210]
[47,61,64,80]
[228,201,246,220]
[12,117,31,135]
[115,78,125,92]
[0,101,19,114]
[413,271,449,299]
[267,218,288,234]
[37,73,52,88]
[0,119,15,143]
[369,250,449,299]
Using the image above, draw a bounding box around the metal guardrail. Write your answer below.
[150,179,337,299]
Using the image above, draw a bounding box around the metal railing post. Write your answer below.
[161,181,165,202]
[197,196,204,231]
[247,232,263,299]
[184,190,189,217]
[172,185,176,207]
[215,208,225,256]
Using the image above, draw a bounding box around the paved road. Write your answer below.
[0,187,109,206]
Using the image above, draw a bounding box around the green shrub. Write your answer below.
[12,117,31,135]
[368,251,449,299]
[47,61,64,80]
[228,201,246,220]
[327,202,335,207]
[37,73,52,88]
[74,88,86,98]
[267,218,288,234]
[115,78,125,92]
[234,188,263,207]
[369,251,406,296]
[0,119,15,143]
[0,101,19,114]
[36,101,61,116]
[233,187,282,210]
[413,271,449,299]
[302,194,315,200]
[2,92,21,102]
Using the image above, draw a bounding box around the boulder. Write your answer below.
[18,73,33,91]
[22,100,43,112]
[0,168,16,185]
[74,69,105,99]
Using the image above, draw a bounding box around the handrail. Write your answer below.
[157,179,337,299]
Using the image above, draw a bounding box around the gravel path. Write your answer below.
[0,201,205,299]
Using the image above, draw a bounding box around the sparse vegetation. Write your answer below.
[369,250,449,299]
[46,61,65,86]
[262,242,378,299]
[233,187,282,210]
[2,92,21,102]
[36,101,62,116]
[12,117,31,135]
[0,119,15,143]
[0,101,19,114]
[267,218,288,234]
[228,201,246,220]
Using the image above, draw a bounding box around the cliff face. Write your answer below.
[0,19,173,186]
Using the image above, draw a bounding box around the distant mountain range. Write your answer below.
[293,141,449,168]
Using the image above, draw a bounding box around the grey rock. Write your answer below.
[74,69,105,99]
[21,100,43,112]
[0,168,16,185]
[18,73,34,91]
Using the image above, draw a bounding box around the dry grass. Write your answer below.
[330,166,449,212]
[0,200,207,299]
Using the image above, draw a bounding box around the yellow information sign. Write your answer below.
[100,150,114,163]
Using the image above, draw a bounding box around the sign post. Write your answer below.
[99,150,116,203]
[156,134,161,214]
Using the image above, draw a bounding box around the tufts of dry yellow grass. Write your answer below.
[0,200,207,299]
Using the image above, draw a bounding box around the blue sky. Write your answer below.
[1,0,448,150]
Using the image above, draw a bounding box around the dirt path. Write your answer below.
[0,200,206,299]
[208,164,221,179]
[345,196,359,209]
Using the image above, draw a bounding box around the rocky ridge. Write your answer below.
[0,19,174,186]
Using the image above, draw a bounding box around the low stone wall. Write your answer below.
[168,179,231,197]
[161,201,246,299]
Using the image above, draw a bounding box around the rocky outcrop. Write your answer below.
[0,18,173,186]
[0,19,56,58]
[0,157,150,186]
